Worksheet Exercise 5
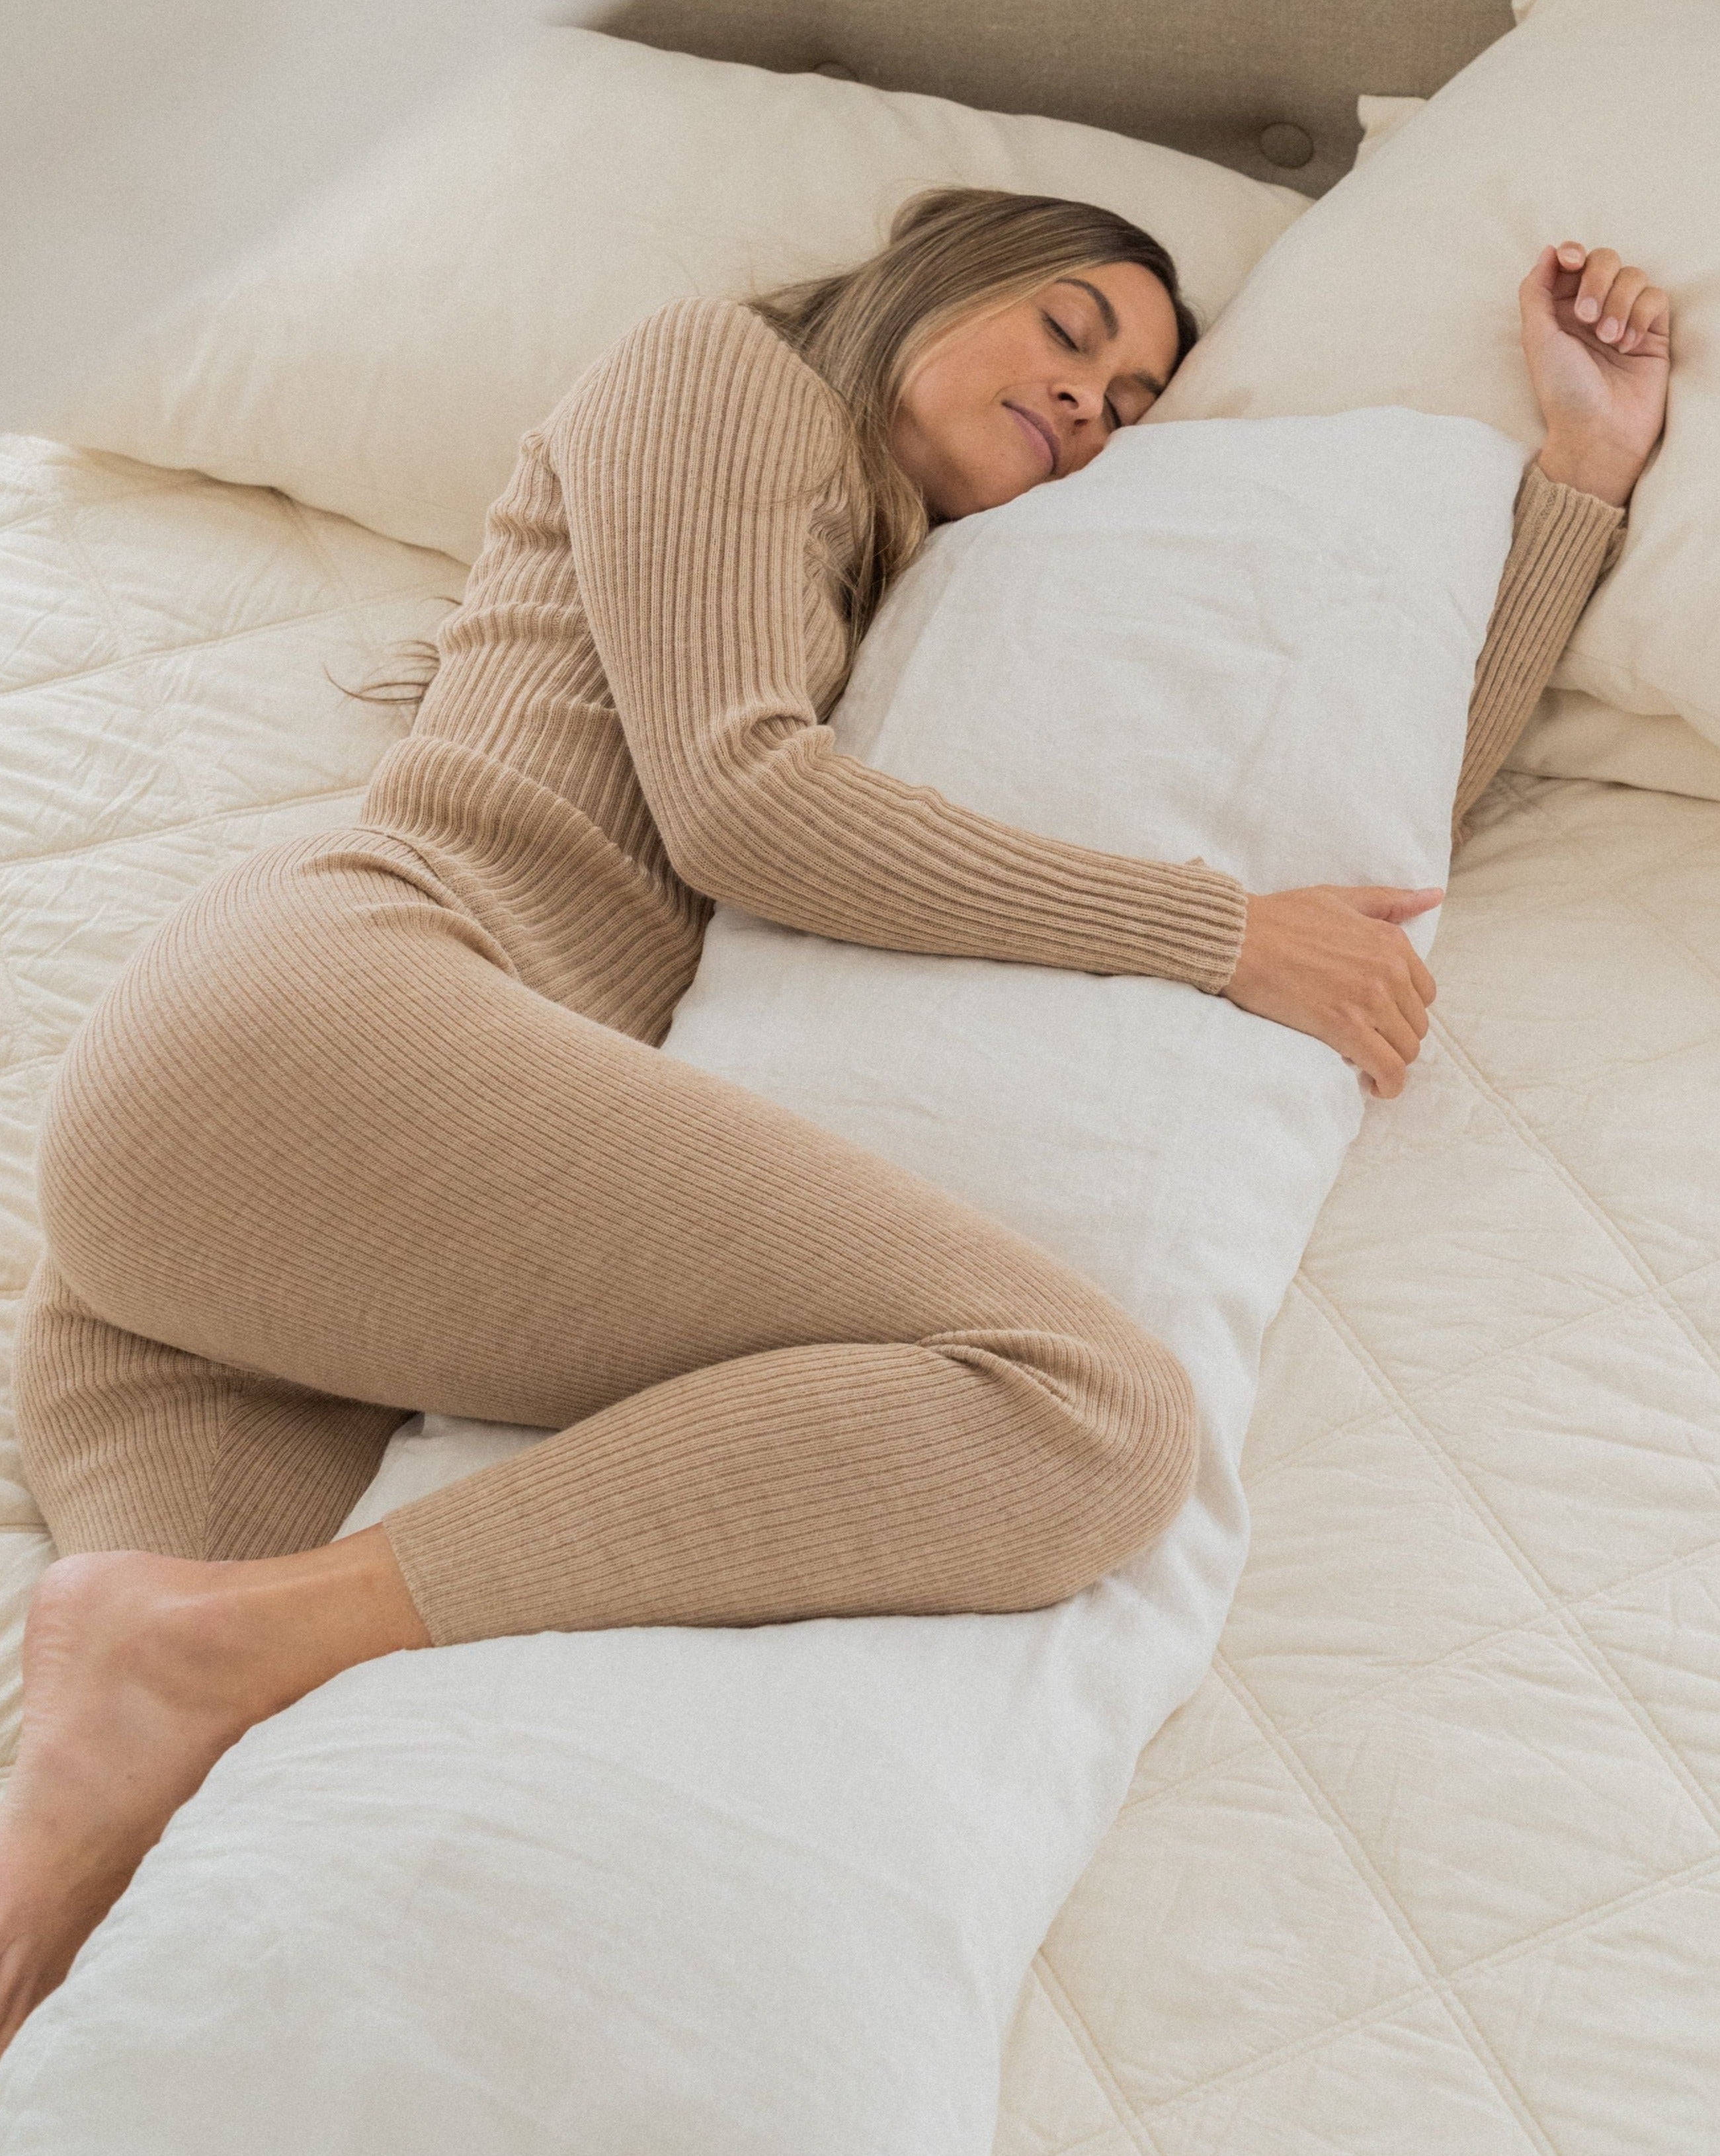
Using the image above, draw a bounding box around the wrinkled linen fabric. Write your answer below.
[0,408,1522,2152]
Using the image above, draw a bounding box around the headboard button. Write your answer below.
[1258,122,1315,169]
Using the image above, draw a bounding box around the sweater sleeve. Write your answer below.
[1452,458,1627,848]
[548,296,1250,995]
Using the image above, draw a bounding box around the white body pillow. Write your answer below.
[1155,0,1720,754]
[0,411,1522,2155]
[41,25,1307,564]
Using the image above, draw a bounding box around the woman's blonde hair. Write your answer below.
[341,184,1199,715]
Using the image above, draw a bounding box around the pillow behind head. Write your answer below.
[1352,95,1426,167]
[44,26,1307,564]
[1153,0,1720,756]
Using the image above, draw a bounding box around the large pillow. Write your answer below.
[1154,0,1720,752]
[41,25,1307,563]
[0,409,1524,2154]
[1508,684,1720,801]
[1346,71,1720,805]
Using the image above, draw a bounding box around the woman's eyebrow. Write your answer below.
[1051,277,1167,397]
[1054,276,1119,337]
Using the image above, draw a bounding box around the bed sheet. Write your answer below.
[1,435,1715,2151]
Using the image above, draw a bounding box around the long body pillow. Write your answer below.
[40,24,1307,564]
[1155,0,1720,756]
[0,410,1522,2155]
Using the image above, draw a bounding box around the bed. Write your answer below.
[3,1,1718,2148]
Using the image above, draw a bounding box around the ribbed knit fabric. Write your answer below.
[361,296,1256,1045]
[20,830,1199,1638]
[1452,456,1625,846]
[13,295,1624,1644]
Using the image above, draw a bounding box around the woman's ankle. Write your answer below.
[209,1525,432,1711]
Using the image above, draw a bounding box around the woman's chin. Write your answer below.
[966,466,1045,517]
[928,448,1047,520]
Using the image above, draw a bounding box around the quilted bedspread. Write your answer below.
[2,433,1717,2151]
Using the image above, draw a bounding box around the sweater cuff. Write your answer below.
[1519,454,1629,564]
[1127,859,1250,996]
[1450,458,1627,847]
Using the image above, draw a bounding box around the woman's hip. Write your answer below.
[34,826,516,1325]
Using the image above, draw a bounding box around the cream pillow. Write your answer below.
[44,26,1307,564]
[1155,0,1720,752]
[1347,91,1720,805]
[1353,95,1426,167]
[1508,686,1720,801]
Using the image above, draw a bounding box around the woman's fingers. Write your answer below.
[1357,1036,1409,1101]
[1519,245,1563,328]
[1593,264,1649,343]
[1572,245,1622,324]
[1221,884,1439,1099]
[1549,243,1670,356]
[1334,990,1415,1099]
[1388,968,1430,1043]
[1358,966,1429,1084]
[1621,283,1671,354]
[1385,984,1426,1053]
[1344,885,1444,924]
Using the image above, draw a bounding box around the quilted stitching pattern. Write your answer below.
[1,436,1715,2150]
[997,778,1720,2150]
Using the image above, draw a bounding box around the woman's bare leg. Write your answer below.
[0,1527,426,2054]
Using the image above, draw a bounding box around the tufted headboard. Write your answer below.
[588,0,1512,199]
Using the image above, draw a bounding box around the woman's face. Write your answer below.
[887,260,1184,520]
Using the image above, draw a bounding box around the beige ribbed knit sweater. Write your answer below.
[362,296,1625,1053]
[17,294,1628,1645]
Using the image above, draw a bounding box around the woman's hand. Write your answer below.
[1520,241,1672,508]
[1222,885,1443,1099]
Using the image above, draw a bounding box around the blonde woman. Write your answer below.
[1,188,1669,2045]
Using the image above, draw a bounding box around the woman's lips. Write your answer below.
[1004,401,1058,477]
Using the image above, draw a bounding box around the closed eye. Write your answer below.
[1043,311,1124,431]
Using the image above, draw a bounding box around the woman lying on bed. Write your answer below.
[1,187,1670,2048]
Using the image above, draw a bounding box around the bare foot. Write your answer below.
[0,1552,278,2053]
[0,1533,429,2056]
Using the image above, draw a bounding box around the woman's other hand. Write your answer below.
[1222,885,1443,1099]
[1520,241,1672,508]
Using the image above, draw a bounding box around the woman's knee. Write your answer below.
[931,1314,1200,1609]
[1038,1320,1200,1595]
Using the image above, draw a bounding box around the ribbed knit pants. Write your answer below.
[15,826,1198,1645]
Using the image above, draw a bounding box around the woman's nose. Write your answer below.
[1055,378,1103,420]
